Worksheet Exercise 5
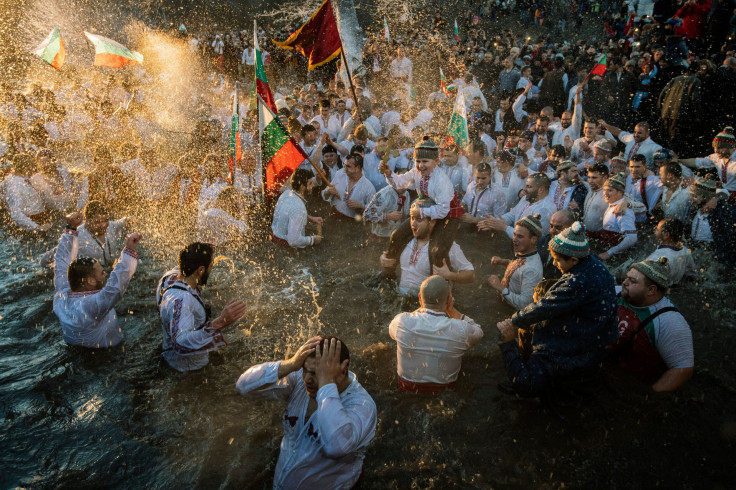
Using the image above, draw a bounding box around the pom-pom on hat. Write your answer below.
[713,127,736,148]
[414,138,440,160]
[604,172,627,192]
[632,256,670,288]
[517,214,543,237]
[690,174,719,201]
[549,221,590,258]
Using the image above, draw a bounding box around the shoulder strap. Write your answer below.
[157,275,206,313]
[630,306,679,339]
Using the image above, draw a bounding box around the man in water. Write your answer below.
[53,212,141,348]
[237,337,377,489]
[157,242,247,372]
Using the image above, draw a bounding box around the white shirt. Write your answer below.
[321,169,376,218]
[502,252,544,311]
[619,133,663,167]
[462,182,507,218]
[439,163,470,198]
[4,174,45,230]
[236,362,377,490]
[77,219,127,267]
[552,98,583,147]
[691,210,713,242]
[390,56,413,82]
[53,230,138,348]
[363,186,410,237]
[362,152,395,191]
[271,190,315,248]
[389,308,483,384]
[583,187,607,232]
[329,111,350,137]
[501,194,556,239]
[197,208,248,245]
[119,159,178,201]
[30,169,77,211]
[602,198,638,255]
[399,240,473,295]
[491,167,526,210]
[197,177,228,213]
[156,269,226,372]
[660,184,691,222]
[387,167,455,221]
[695,151,736,191]
[626,174,663,222]
[241,48,254,65]
[645,245,697,286]
[380,110,401,136]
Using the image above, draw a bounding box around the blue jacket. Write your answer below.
[510,255,618,373]
[707,200,736,267]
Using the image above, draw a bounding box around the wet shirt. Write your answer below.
[53,229,138,348]
[321,169,376,218]
[156,268,225,372]
[389,308,483,384]
[271,190,315,248]
[4,174,45,230]
[197,208,248,246]
[236,362,377,490]
[362,186,410,238]
[77,219,127,267]
[462,181,507,218]
[399,240,473,295]
[501,195,556,239]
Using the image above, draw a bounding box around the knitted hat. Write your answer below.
[549,221,590,258]
[557,160,576,172]
[632,256,670,288]
[593,140,613,153]
[713,127,736,148]
[652,148,675,162]
[611,155,627,166]
[414,138,440,160]
[690,174,718,201]
[517,214,543,237]
[604,172,627,192]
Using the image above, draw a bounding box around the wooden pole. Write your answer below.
[302,149,334,188]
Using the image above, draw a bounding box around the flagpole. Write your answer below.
[329,0,362,123]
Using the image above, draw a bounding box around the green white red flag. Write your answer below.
[252,21,277,113]
[33,27,65,70]
[84,32,143,68]
[228,83,242,185]
[446,91,468,149]
[589,53,608,77]
[258,95,308,201]
[440,67,448,96]
[454,20,460,42]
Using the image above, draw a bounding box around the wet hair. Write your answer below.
[588,163,610,176]
[83,200,110,221]
[476,161,493,174]
[528,172,551,190]
[549,144,567,158]
[635,121,651,132]
[346,153,364,169]
[660,218,684,242]
[179,242,214,277]
[291,168,313,192]
[320,99,330,109]
[308,337,350,365]
[301,124,316,137]
[470,139,487,156]
[68,257,99,291]
[664,161,682,178]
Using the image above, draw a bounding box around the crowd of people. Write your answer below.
[2,0,735,485]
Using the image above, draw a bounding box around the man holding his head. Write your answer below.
[53,212,141,348]
[389,275,483,394]
[157,242,247,372]
[237,337,376,489]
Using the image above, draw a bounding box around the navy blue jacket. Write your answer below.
[707,200,736,267]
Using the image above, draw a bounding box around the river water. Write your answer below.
[2,200,735,489]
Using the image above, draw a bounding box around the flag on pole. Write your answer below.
[33,27,65,71]
[228,84,242,185]
[589,53,608,77]
[447,91,468,149]
[383,16,390,41]
[258,96,308,202]
[273,0,342,71]
[454,19,460,42]
[84,32,143,68]
[253,21,277,113]
[440,67,449,96]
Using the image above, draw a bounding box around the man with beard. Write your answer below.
[537,210,575,280]
[613,257,694,392]
[53,212,141,348]
[157,242,247,372]
[380,197,474,296]
[478,173,556,239]
[551,160,588,212]
[236,337,377,489]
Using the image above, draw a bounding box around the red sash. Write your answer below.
[448,193,465,218]
[397,377,455,395]
[269,231,289,247]
[331,206,356,221]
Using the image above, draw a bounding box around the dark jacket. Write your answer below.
[536,234,562,280]
[707,199,736,267]
[505,256,618,375]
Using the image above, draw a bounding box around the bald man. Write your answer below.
[537,210,575,279]
[388,275,483,394]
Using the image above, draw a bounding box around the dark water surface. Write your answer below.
[1,200,735,488]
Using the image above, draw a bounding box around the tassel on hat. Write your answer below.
[632,256,670,288]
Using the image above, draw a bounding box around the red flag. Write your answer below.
[624,12,635,37]
[273,0,342,70]
[589,54,608,77]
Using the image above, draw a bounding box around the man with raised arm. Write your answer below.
[237,337,377,489]
[53,212,141,348]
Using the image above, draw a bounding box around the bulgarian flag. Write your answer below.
[383,16,390,41]
[228,83,242,185]
[440,67,448,96]
[84,32,143,68]
[446,91,468,150]
[258,95,308,202]
[33,27,65,71]
[586,53,607,82]
[252,20,277,113]
[454,19,460,42]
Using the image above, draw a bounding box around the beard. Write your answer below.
[200,269,211,287]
